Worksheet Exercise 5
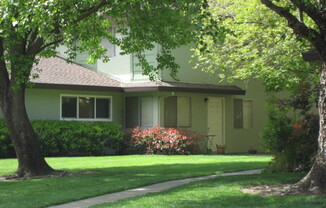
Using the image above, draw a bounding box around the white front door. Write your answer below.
[207,97,224,150]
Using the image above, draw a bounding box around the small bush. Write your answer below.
[261,102,293,153]
[0,120,124,158]
[0,120,15,158]
[129,126,201,155]
[265,113,319,173]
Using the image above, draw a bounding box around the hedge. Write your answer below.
[0,120,124,158]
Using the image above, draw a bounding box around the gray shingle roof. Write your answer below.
[32,56,122,91]
[31,56,245,95]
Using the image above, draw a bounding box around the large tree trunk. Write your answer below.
[1,87,55,177]
[297,60,326,193]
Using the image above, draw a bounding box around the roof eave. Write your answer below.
[32,83,123,92]
[123,86,246,95]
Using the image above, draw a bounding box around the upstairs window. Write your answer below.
[61,95,111,121]
[234,99,253,128]
[102,27,124,58]
[164,96,191,127]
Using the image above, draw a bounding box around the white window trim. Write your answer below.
[60,94,113,121]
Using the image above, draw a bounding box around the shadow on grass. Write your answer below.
[94,173,326,208]
[0,160,268,208]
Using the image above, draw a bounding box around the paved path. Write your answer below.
[48,169,262,208]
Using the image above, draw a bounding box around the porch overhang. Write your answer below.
[301,49,320,62]
[123,81,246,95]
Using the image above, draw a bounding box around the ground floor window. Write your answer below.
[125,96,155,128]
[234,99,253,128]
[164,96,192,127]
[61,95,111,120]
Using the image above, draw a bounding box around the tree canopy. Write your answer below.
[192,0,319,91]
[0,0,213,85]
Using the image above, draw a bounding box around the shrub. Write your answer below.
[285,113,318,171]
[0,120,15,158]
[261,100,293,153]
[0,120,124,158]
[129,126,201,155]
[265,113,319,173]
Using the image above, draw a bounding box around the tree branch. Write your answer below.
[26,30,43,56]
[290,0,325,29]
[73,0,109,24]
[261,0,324,50]
[32,0,109,55]
[38,38,64,53]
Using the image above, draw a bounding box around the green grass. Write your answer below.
[93,173,326,208]
[0,155,271,208]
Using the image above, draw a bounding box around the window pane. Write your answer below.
[140,97,154,128]
[96,98,110,119]
[243,100,253,128]
[164,96,177,127]
[125,97,139,128]
[62,97,77,118]
[178,97,191,127]
[234,99,243,128]
[79,97,94,118]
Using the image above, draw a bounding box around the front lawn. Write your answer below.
[93,173,326,208]
[0,155,270,208]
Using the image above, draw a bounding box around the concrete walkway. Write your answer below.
[48,169,262,208]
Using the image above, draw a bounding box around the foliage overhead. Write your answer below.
[192,0,319,91]
[0,0,219,85]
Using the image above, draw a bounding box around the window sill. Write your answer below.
[61,118,112,122]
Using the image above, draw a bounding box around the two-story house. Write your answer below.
[18,36,269,153]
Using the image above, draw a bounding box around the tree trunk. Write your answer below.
[297,60,326,193]
[1,87,55,177]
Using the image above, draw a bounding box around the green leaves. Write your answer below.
[192,0,318,91]
[0,0,211,89]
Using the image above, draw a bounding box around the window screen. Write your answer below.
[164,96,191,127]
[234,99,253,129]
[234,99,243,128]
[79,97,95,118]
[96,98,110,118]
[164,96,178,127]
[61,96,111,120]
[62,97,77,118]
[178,97,191,127]
[125,97,140,128]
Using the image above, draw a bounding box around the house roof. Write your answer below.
[32,56,245,95]
[301,49,320,62]
[32,56,123,91]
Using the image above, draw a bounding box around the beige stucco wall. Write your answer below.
[161,45,221,84]
[152,45,269,153]
[97,55,132,82]
[155,83,268,153]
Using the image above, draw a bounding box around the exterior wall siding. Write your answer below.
[24,88,125,125]
[156,81,268,153]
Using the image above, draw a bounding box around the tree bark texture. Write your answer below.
[0,87,55,177]
[260,0,326,193]
[297,60,326,193]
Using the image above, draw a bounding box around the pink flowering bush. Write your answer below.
[130,126,201,155]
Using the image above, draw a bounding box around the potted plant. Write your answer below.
[216,144,226,154]
[248,147,257,154]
